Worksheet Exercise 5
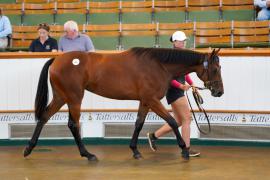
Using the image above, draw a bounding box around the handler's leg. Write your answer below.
[148,99,189,160]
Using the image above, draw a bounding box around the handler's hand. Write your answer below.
[192,86,198,93]
[180,84,191,91]
[192,86,201,96]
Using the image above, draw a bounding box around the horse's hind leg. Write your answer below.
[68,104,97,161]
[148,99,189,160]
[24,97,64,157]
[129,102,149,159]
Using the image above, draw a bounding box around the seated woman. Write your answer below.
[29,23,58,52]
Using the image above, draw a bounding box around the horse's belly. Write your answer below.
[86,86,139,100]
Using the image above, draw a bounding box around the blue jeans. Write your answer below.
[0,37,8,49]
[257,8,270,21]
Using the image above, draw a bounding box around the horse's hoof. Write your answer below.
[181,148,190,161]
[23,147,32,157]
[87,155,98,161]
[133,153,143,160]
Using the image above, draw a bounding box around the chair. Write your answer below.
[88,1,120,24]
[187,0,221,22]
[11,40,32,50]
[16,0,49,3]
[154,0,186,23]
[1,3,22,25]
[22,3,55,25]
[12,25,37,33]
[222,0,255,21]
[11,25,37,50]
[1,0,16,3]
[50,0,80,2]
[157,22,194,48]
[194,21,232,48]
[85,24,120,50]
[233,20,270,28]
[120,1,153,24]
[55,2,88,25]
[120,23,157,50]
[50,24,64,40]
[232,21,270,47]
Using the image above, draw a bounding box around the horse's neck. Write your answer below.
[164,63,195,77]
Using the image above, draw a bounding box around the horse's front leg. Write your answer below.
[129,102,149,159]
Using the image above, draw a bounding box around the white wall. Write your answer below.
[0,56,270,139]
[190,56,270,111]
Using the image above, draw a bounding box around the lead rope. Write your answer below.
[186,86,211,135]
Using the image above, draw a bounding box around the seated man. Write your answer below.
[58,20,95,52]
[0,8,12,50]
[254,0,270,20]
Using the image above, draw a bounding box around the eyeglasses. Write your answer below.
[39,23,48,26]
[38,23,50,32]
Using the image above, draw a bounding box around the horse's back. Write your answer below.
[51,51,89,68]
[48,50,168,101]
[49,51,94,94]
[84,50,168,100]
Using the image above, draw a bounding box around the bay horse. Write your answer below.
[23,47,224,161]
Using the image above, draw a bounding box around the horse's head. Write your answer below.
[197,49,224,97]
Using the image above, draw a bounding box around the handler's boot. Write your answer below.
[147,132,158,152]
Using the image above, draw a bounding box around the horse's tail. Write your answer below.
[35,58,55,121]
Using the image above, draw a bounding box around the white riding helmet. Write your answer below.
[170,31,187,42]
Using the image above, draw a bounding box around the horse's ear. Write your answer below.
[211,48,221,58]
[210,49,216,57]
[215,48,221,55]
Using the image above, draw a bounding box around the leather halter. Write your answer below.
[199,55,221,90]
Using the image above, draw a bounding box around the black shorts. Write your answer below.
[166,87,185,105]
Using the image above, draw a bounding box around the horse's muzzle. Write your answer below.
[212,90,224,97]
[205,81,224,97]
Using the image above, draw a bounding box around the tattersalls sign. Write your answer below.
[0,111,270,126]
[89,112,164,122]
[0,112,88,123]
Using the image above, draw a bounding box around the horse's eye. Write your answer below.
[213,67,219,74]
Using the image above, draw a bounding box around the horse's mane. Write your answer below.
[130,47,205,66]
